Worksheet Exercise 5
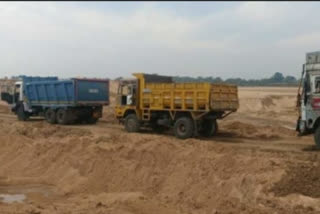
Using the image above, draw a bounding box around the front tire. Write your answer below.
[17,104,29,121]
[124,114,140,133]
[314,126,320,149]
[174,117,194,139]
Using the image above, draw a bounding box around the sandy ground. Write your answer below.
[0,86,319,214]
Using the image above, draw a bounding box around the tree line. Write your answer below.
[172,72,299,86]
[6,72,300,87]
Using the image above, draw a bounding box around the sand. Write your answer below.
[0,85,319,214]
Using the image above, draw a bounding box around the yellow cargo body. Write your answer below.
[135,74,239,111]
[141,81,239,112]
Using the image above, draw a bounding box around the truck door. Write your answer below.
[13,83,21,104]
[310,75,320,108]
[127,84,137,105]
[299,73,309,122]
[117,82,137,106]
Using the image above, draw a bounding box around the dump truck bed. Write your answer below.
[25,78,109,107]
[141,82,239,111]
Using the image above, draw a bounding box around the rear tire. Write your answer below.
[17,104,29,121]
[314,126,320,149]
[199,119,218,137]
[124,114,140,133]
[45,109,56,124]
[174,117,194,139]
[56,109,69,125]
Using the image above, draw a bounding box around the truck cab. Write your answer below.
[115,78,139,120]
[297,51,320,147]
[1,80,23,110]
[117,79,137,106]
[13,81,23,105]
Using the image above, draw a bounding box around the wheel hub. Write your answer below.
[179,124,186,132]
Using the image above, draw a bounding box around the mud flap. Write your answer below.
[193,120,199,137]
[296,119,300,132]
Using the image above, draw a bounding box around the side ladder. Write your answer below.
[142,109,151,121]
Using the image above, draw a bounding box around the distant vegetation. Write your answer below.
[172,72,300,87]
[4,72,300,87]
[115,72,299,86]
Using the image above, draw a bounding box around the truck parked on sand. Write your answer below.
[115,73,239,139]
[297,51,320,148]
[1,76,109,124]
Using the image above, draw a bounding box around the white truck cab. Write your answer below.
[297,51,320,148]
[13,81,23,103]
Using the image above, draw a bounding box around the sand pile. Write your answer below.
[237,87,298,125]
[0,120,299,213]
[0,120,92,139]
[0,116,317,214]
[0,101,10,114]
[222,121,297,140]
[0,86,318,214]
[271,162,320,198]
[102,80,119,123]
[239,94,297,114]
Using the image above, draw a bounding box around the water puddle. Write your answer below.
[0,184,57,204]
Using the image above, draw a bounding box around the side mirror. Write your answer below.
[1,92,14,104]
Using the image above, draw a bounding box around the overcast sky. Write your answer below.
[0,1,319,80]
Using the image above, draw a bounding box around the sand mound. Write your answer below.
[101,80,119,123]
[271,162,320,198]
[0,87,317,214]
[0,125,314,213]
[239,94,296,114]
[222,121,297,140]
[0,102,10,114]
[0,121,92,139]
[237,87,298,121]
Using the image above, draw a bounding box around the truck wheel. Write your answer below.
[125,114,140,133]
[199,119,218,137]
[17,105,29,121]
[56,109,69,125]
[45,109,57,124]
[174,117,194,139]
[314,126,320,149]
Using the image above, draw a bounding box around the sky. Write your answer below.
[0,1,319,80]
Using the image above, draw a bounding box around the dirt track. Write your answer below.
[0,87,320,214]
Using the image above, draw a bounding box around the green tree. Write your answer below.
[271,72,285,82]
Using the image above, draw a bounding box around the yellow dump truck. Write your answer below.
[115,73,239,139]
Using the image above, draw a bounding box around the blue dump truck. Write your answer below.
[1,76,109,124]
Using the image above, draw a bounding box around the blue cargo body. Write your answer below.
[25,78,109,107]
